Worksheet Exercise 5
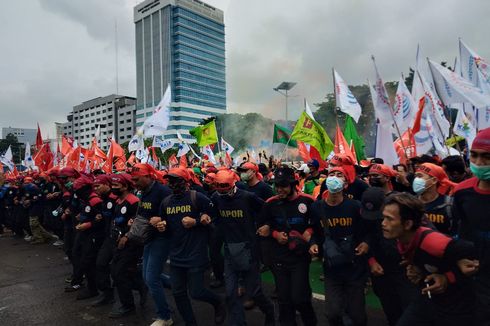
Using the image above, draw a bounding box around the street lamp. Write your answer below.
[273,82,297,125]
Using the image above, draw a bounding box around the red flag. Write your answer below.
[225,152,232,167]
[61,136,73,156]
[334,124,356,163]
[394,129,417,165]
[179,155,188,168]
[127,153,136,166]
[309,146,327,169]
[168,154,178,167]
[297,141,311,162]
[36,123,43,150]
[412,96,426,134]
[33,143,53,172]
[349,140,358,164]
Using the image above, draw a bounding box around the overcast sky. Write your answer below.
[1,0,489,138]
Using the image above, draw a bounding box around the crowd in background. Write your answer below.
[0,127,489,326]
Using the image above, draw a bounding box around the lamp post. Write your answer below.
[273,81,297,126]
[273,82,297,163]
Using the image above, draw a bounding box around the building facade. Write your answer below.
[62,94,137,151]
[1,127,37,145]
[134,0,226,141]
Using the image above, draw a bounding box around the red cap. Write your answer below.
[73,175,94,190]
[330,154,355,167]
[131,163,157,179]
[471,127,490,152]
[238,162,258,172]
[369,164,397,178]
[214,169,237,191]
[417,163,456,195]
[328,166,347,178]
[94,174,112,186]
[60,167,80,178]
[165,167,191,182]
[204,172,216,185]
[111,173,134,188]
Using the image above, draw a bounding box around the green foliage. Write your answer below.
[0,133,22,163]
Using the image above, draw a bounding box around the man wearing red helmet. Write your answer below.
[210,169,275,325]
[237,162,274,201]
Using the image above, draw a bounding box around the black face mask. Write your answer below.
[168,179,186,194]
[75,186,91,199]
[369,178,384,187]
[111,188,123,196]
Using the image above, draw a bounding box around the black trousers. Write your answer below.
[208,226,224,281]
[272,257,317,326]
[72,231,103,292]
[323,272,367,326]
[371,270,418,326]
[96,237,115,292]
[475,277,490,326]
[397,293,474,326]
[111,241,144,308]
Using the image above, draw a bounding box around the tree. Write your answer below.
[0,133,22,163]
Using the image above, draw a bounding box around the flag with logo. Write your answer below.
[334,124,356,162]
[394,76,417,133]
[454,107,477,147]
[291,111,334,159]
[220,138,235,154]
[24,142,35,168]
[152,137,175,154]
[428,59,490,109]
[273,124,297,147]
[128,133,145,152]
[189,120,218,146]
[333,69,362,122]
[370,57,395,128]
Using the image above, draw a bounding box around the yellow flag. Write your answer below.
[291,111,333,159]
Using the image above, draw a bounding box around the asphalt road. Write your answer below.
[0,234,386,326]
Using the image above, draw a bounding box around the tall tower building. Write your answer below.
[134,0,226,141]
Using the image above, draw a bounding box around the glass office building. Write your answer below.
[134,0,226,141]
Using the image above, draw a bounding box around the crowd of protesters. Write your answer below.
[0,127,489,326]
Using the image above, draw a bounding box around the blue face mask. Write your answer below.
[470,163,490,181]
[326,176,344,193]
[412,177,427,195]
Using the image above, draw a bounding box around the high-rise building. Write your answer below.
[134,0,226,141]
[62,94,137,151]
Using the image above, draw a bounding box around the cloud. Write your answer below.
[1,0,490,138]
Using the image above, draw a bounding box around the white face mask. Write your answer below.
[412,177,427,194]
[326,176,344,193]
[240,171,253,182]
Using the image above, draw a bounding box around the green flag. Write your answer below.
[189,120,218,146]
[273,124,297,147]
[343,115,366,160]
[291,111,333,159]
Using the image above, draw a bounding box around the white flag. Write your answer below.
[333,69,362,122]
[152,137,175,154]
[454,107,477,146]
[202,145,216,164]
[429,59,490,109]
[375,123,398,166]
[24,142,35,168]
[128,133,144,152]
[220,138,234,155]
[177,142,190,158]
[305,99,316,121]
[415,69,451,138]
[370,57,395,128]
[141,84,171,137]
[136,147,149,162]
[394,76,416,133]
[426,113,459,158]
[1,146,14,171]
[459,39,479,86]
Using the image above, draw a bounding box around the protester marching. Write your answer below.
[1,39,490,326]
